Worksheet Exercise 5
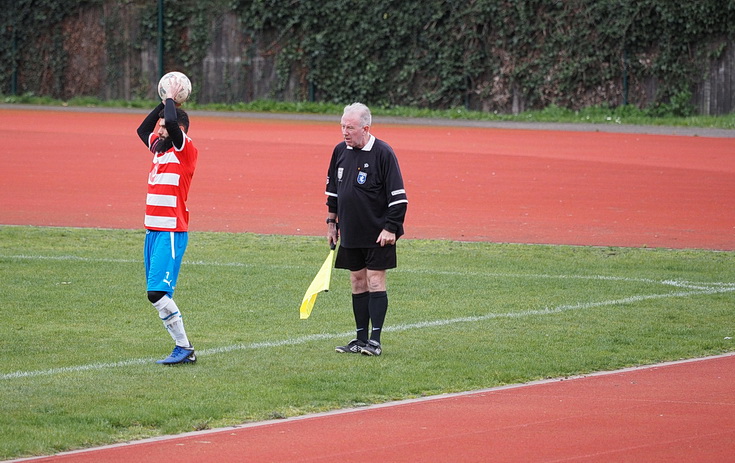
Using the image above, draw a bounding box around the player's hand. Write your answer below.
[164,79,184,107]
[376,230,396,247]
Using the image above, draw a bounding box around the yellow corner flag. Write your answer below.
[299,244,336,319]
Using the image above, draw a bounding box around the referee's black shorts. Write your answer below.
[335,245,397,271]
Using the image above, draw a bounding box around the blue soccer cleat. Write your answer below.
[156,345,196,365]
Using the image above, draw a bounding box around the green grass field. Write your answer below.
[1,225,733,459]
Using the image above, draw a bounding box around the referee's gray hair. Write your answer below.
[343,102,371,127]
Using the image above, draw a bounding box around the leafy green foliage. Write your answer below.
[228,0,734,111]
[1,1,733,112]
[0,0,96,97]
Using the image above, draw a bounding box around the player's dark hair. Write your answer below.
[177,109,190,133]
[158,108,191,133]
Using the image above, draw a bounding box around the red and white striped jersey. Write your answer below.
[144,133,198,231]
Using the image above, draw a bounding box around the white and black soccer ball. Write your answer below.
[157,71,192,104]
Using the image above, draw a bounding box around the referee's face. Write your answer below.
[341,113,369,149]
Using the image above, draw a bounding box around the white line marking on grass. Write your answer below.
[0,359,153,380]
[2,284,732,382]
[0,254,298,269]
[2,254,140,264]
[3,253,733,380]
[4,254,734,289]
[397,267,734,290]
[396,286,735,329]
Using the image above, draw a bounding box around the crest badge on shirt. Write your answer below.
[357,171,367,184]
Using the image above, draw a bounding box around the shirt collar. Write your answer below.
[347,134,375,151]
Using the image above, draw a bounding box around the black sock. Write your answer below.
[368,291,388,343]
[352,292,370,342]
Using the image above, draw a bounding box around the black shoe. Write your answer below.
[335,339,366,354]
[360,340,382,356]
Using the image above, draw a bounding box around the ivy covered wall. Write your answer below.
[2,0,733,114]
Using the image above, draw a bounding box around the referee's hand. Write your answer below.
[327,223,339,248]
[376,230,396,247]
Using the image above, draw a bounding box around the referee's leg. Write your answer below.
[366,269,388,345]
[349,269,370,343]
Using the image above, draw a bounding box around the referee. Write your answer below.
[325,103,408,356]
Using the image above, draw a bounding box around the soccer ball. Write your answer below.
[158,71,192,104]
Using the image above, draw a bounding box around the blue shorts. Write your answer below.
[144,230,188,297]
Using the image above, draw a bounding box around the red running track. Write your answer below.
[11,354,735,463]
[1,107,734,462]
[0,107,733,249]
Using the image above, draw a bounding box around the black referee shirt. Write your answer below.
[325,135,408,248]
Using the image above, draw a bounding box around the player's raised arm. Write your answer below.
[137,102,165,145]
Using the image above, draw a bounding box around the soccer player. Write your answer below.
[136,79,198,365]
[325,102,408,356]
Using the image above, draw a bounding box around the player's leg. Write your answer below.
[148,292,189,348]
[145,231,195,364]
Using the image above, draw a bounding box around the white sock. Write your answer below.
[152,296,191,348]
